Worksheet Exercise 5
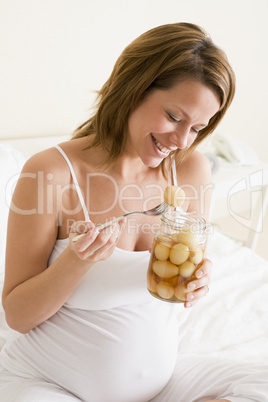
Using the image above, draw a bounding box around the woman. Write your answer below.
[0,22,267,401]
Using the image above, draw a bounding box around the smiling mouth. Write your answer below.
[152,135,170,155]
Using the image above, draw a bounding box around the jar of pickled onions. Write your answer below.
[147,211,207,303]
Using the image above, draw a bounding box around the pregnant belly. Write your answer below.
[2,303,179,402]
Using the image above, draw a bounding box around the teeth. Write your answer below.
[152,136,169,154]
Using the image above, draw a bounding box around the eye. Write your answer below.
[191,127,200,135]
[167,112,180,123]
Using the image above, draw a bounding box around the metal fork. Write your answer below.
[72,201,170,243]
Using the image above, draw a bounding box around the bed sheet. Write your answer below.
[176,230,268,364]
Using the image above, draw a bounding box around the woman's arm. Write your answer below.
[2,150,122,333]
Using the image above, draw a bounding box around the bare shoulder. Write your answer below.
[177,150,212,218]
[178,150,212,186]
[10,144,73,240]
[22,145,68,173]
[20,142,76,188]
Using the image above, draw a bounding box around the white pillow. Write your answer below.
[0,144,27,273]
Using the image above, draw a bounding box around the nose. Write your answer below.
[168,127,189,150]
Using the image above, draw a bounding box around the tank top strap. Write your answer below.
[171,157,178,186]
[171,156,185,213]
[55,145,91,222]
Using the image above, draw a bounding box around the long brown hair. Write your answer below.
[73,22,235,170]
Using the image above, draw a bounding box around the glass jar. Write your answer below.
[147,211,207,303]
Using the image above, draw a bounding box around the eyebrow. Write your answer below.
[172,106,208,128]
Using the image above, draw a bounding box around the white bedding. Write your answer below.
[177,231,268,364]
[0,138,267,367]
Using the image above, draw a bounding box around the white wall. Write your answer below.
[0,0,267,162]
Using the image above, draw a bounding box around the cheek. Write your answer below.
[187,133,198,148]
[128,102,172,136]
[129,117,170,137]
[151,118,174,134]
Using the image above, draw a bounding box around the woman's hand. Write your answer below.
[183,258,212,308]
[69,219,125,263]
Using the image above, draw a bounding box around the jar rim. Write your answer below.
[161,210,206,231]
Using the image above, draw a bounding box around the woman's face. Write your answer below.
[127,79,220,167]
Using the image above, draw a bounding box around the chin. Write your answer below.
[142,155,166,168]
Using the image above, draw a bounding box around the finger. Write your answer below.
[100,218,126,244]
[72,219,125,261]
[95,219,126,258]
[81,222,121,259]
[186,271,210,292]
[70,226,100,252]
[118,217,127,230]
[184,285,210,308]
[99,220,119,236]
[187,283,209,301]
[195,258,213,282]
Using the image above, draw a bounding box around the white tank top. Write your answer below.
[0,146,182,402]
